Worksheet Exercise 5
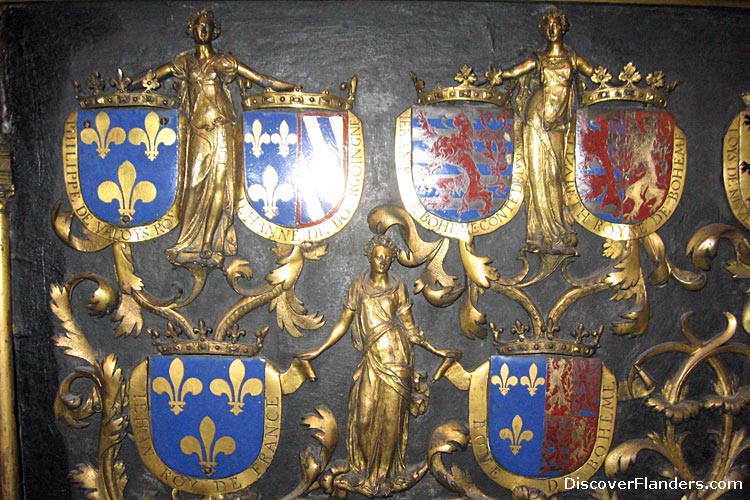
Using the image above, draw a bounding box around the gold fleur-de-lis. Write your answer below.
[490,363,518,396]
[270,120,298,158]
[520,363,546,397]
[499,415,534,456]
[127,111,177,161]
[97,161,157,224]
[247,165,295,219]
[80,111,126,159]
[244,119,271,158]
[210,359,263,416]
[152,358,203,415]
[180,416,236,477]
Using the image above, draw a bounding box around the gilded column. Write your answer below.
[0,141,19,500]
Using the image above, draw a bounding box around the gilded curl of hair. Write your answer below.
[186,9,222,40]
[538,8,570,36]
[364,234,399,263]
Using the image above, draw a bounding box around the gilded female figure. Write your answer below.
[146,9,295,267]
[298,235,458,496]
[501,9,595,254]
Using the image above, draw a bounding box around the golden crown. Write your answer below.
[147,321,269,356]
[411,65,512,107]
[74,69,179,110]
[581,63,680,108]
[242,75,357,112]
[490,320,603,357]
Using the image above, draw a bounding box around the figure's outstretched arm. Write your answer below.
[237,62,296,91]
[575,54,596,80]
[500,57,537,80]
[295,308,354,360]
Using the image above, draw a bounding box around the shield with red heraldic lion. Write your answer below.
[395,67,526,241]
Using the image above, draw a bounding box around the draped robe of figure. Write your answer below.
[166,49,239,265]
[523,48,579,253]
[344,271,415,493]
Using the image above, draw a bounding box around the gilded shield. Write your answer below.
[469,356,617,496]
[130,356,282,495]
[723,98,750,229]
[63,108,180,242]
[565,108,686,240]
[237,110,364,244]
[396,104,524,240]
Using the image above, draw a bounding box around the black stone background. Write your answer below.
[1,1,749,499]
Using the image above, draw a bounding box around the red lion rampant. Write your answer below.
[416,111,493,215]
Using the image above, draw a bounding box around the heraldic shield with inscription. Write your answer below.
[396,67,525,241]
[565,105,686,241]
[242,110,348,228]
[130,356,282,496]
[575,109,674,224]
[411,105,514,223]
[467,356,617,496]
[238,99,364,244]
[64,106,180,242]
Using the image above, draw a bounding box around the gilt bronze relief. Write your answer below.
[38,4,750,500]
[50,9,368,499]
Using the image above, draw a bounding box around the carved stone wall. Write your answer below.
[1,2,749,499]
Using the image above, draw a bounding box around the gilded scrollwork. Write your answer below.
[605,312,750,499]
[51,8,365,499]
[51,277,129,500]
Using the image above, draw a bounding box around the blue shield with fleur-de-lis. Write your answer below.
[238,109,365,244]
[467,356,617,496]
[129,356,283,495]
[63,107,180,242]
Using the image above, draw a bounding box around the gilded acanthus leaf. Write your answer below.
[427,421,495,500]
[266,245,304,290]
[111,294,143,338]
[113,243,143,293]
[225,258,254,295]
[459,240,498,288]
[606,241,641,293]
[459,281,487,339]
[51,284,97,365]
[686,223,750,272]
[645,393,702,424]
[270,289,324,337]
[414,237,463,307]
[703,385,750,414]
[301,406,338,455]
[300,241,328,261]
[87,280,118,317]
[602,239,628,260]
[113,461,127,500]
[604,438,662,478]
[69,463,105,500]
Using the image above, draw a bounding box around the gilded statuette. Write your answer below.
[296,234,460,498]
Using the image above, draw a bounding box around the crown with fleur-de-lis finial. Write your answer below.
[147,320,270,356]
[73,69,179,110]
[489,319,603,357]
[580,62,680,108]
[241,75,358,112]
[410,65,512,107]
